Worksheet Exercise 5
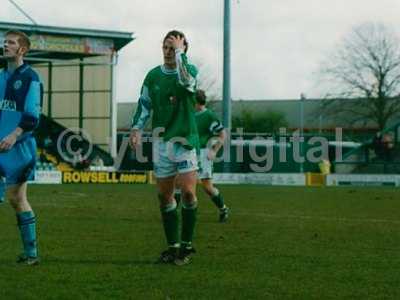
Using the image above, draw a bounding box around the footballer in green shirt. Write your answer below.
[130,30,198,266]
[195,89,229,222]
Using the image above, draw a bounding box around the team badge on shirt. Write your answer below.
[13,80,22,90]
[169,95,177,104]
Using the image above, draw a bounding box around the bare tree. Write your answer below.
[191,58,222,102]
[318,22,400,130]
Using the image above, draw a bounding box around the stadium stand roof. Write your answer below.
[0,21,134,62]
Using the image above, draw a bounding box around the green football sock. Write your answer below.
[160,202,179,248]
[211,189,225,209]
[174,189,181,207]
[181,200,197,249]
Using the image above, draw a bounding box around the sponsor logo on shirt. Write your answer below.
[0,99,17,111]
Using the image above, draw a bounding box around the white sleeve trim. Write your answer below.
[175,49,196,92]
[131,85,152,130]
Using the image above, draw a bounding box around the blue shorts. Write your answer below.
[0,137,36,185]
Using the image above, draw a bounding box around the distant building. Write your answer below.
[118,99,399,133]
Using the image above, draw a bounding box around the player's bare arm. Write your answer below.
[207,129,226,161]
[129,129,142,150]
[0,127,23,152]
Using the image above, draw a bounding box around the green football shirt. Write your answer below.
[131,49,199,149]
[195,108,224,149]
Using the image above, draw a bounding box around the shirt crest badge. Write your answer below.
[13,80,22,90]
[169,95,177,104]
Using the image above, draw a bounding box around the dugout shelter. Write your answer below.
[0,21,134,159]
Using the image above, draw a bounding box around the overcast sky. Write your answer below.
[1,0,400,102]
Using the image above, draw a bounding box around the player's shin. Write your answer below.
[174,188,182,207]
[160,199,180,249]
[210,187,226,209]
[181,197,197,249]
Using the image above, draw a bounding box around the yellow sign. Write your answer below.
[63,171,147,184]
[30,34,114,55]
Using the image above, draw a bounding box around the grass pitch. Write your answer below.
[0,184,400,299]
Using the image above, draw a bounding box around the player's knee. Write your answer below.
[6,188,26,208]
[182,190,196,203]
[201,181,214,196]
[6,191,18,208]
[8,198,18,210]
[203,185,214,196]
[6,188,15,200]
[182,194,198,209]
[158,193,174,206]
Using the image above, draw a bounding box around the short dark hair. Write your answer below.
[196,89,207,105]
[163,30,189,53]
[5,30,31,51]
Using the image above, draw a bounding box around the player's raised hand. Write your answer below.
[129,129,142,150]
[167,35,186,52]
